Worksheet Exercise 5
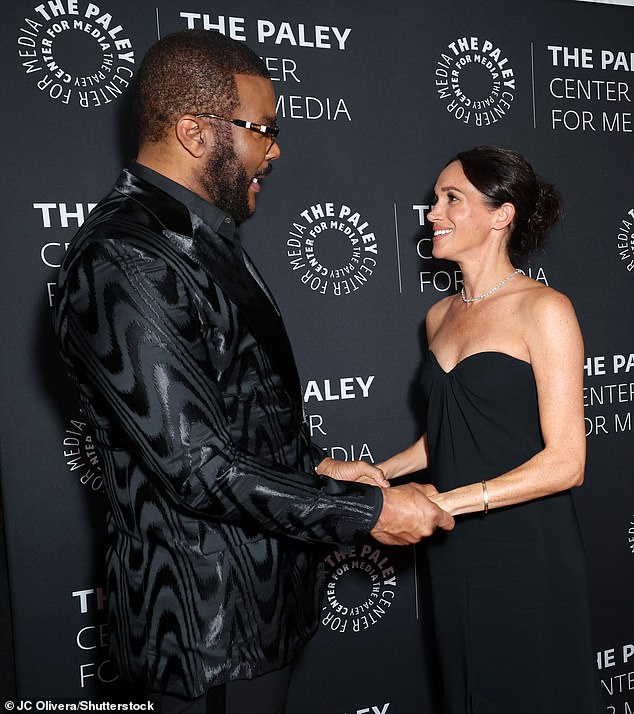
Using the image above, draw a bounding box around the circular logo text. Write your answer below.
[17,1,135,108]
[287,202,378,296]
[63,417,103,492]
[321,544,397,634]
[435,36,516,126]
[615,208,634,273]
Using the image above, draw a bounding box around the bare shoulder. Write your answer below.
[425,294,456,341]
[519,282,578,327]
[518,282,583,359]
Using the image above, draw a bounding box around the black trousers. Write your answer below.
[151,665,294,714]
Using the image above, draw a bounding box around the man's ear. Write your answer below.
[493,202,515,231]
[175,115,209,158]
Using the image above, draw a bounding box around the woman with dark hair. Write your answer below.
[377,147,604,712]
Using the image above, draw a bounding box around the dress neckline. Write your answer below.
[427,349,532,375]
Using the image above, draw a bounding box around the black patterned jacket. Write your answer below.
[55,168,381,699]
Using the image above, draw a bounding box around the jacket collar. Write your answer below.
[128,160,237,241]
[116,167,303,405]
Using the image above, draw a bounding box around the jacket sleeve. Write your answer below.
[56,236,382,545]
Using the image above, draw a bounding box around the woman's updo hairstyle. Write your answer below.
[452,146,562,262]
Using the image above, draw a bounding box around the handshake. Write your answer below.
[317,457,455,546]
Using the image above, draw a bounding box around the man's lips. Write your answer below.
[250,164,273,193]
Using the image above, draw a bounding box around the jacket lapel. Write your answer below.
[116,170,303,404]
[191,217,303,403]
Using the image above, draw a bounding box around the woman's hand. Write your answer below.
[316,457,390,488]
[427,486,457,516]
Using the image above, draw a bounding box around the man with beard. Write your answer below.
[55,29,453,714]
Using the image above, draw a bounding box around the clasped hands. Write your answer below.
[317,457,454,546]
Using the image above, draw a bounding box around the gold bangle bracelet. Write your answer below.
[481,480,489,514]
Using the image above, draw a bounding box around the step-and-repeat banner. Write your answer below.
[1,0,633,711]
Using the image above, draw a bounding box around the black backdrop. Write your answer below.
[1,1,633,712]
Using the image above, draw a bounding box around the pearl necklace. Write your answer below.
[461,269,522,303]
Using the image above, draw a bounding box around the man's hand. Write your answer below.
[370,483,454,545]
[317,456,390,488]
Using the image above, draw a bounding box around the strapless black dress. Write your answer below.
[420,351,604,713]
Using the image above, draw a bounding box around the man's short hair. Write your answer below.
[134,29,270,144]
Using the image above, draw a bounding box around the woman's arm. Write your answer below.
[323,304,445,486]
[431,289,586,516]
[376,434,430,480]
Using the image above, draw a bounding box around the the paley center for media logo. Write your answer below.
[435,35,516,126]
[17,1,136,108]
[286,201,379,297]
[321,544,397,634]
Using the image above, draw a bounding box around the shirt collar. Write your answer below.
[129,160,237,242]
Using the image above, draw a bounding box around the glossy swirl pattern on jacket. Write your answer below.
[55,169,381,698]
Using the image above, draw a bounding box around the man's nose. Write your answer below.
[266,140,281,161]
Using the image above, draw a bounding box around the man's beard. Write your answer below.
[201,133,252,225]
